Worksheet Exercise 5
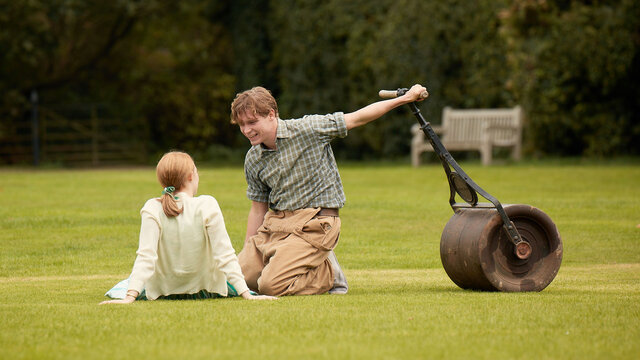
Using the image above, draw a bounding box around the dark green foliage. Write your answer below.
[0,0,240,163]
[500,0,640,156]
[1,0,638,163]
[266,0,513,159]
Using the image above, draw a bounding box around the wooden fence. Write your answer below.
[0,104,146,166]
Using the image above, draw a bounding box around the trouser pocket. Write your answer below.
[296,215,341,251]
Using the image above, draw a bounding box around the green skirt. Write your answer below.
[145,282,242,300]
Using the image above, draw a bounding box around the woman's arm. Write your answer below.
[99,207,160,305]
[206,198,253,295]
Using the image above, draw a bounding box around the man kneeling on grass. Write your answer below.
[231,84,427,296]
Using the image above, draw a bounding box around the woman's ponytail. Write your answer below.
[160,186,182,217]
[155,152,195,217]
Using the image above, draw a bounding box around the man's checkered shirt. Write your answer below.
[244,112,348,211]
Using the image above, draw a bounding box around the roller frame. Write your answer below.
[395,88,529,257]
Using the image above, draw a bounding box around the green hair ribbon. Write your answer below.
[161,186,179,200]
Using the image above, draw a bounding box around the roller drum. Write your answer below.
[440,204,562,292]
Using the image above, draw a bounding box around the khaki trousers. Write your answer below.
[238,208,340,296]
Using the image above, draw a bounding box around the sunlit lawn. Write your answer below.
[1,161,639,359]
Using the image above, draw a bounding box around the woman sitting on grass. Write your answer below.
[100,151,276,304]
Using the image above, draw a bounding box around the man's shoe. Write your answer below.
[328,250,348,294]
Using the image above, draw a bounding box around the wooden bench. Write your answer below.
[411,106,522,166]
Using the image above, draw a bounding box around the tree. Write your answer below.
[267,0,511,158]
[499,0,640,156]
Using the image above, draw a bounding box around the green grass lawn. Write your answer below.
[1,162,639,359]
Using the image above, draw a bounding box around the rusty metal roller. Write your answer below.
[380,86,563,292]
[440,204,563,291]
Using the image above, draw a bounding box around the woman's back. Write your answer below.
[132,193,241,299]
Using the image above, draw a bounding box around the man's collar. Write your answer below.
[254,119,288,156]
[276,119,290,139]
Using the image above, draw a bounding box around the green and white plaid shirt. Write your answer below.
[244,112,348,211]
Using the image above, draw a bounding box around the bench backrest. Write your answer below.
[441,106,522,146]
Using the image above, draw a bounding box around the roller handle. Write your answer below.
[378,88,429,100]
[378,90,400,99]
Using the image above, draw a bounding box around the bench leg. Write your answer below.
[412,145,421,167]
[512,143,522,161]
[481,144,492,166]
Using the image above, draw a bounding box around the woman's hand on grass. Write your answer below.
[99,297,136,305]
[241,290,278,300]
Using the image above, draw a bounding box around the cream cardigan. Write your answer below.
[128,192,249,300]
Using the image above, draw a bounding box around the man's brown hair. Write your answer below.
[230,86,279,124]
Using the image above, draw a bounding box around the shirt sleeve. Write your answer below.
[128,204,161,293]
[245,159,270,203]
[202,197,250,296]
[311,112,348,143]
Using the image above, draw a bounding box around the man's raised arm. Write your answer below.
[344,84,427,130]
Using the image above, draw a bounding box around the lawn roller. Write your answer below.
[379,87,563,292]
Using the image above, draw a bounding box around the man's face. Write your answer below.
[237,109,278,148]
